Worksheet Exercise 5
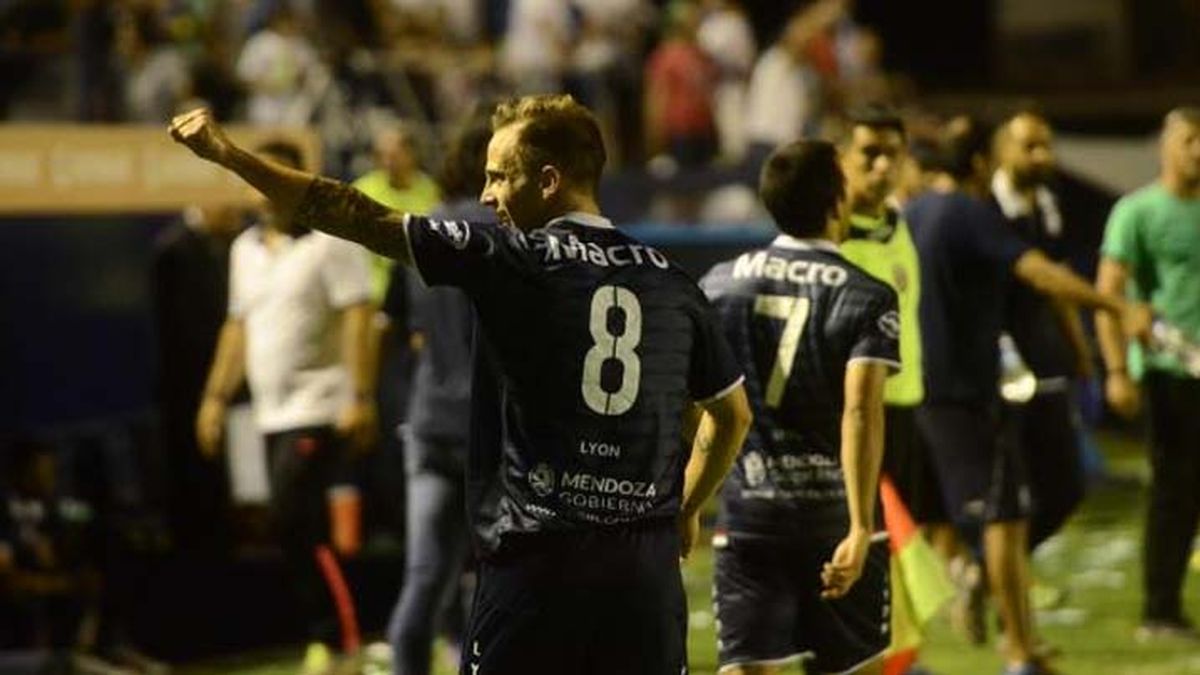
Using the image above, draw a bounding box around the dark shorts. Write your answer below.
[462,521,687,675]
[264,425,342,547]
[714,535,890,674]
[883,405,947,525]
[916,402,1030,528]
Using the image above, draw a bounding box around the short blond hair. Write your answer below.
[491,95,606,189]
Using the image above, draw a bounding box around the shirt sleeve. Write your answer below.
[1099,195,1142,270]
[687,292,745,403]
[227,235,248,319]
[848,287,902,372]
[405,215,522,292]
[320,237,373,308]
[960,201,1032,270]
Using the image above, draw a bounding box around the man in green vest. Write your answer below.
[352,121,442,302]
[840,106,944,531]
[840,107,954,670]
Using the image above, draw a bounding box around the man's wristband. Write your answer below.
[203,391,228,404]
[1107,367,1127,376]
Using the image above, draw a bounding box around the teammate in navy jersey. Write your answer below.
[701,141,898,675]
[169,96,752,675]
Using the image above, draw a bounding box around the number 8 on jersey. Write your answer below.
[582,285,643,415]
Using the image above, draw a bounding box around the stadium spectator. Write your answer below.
[194,140,376,674]
[906,116,1152,674]
[991,112,1089,557]
[499,0,570,95]
[643,1,719,167]
[152,202,245,555]
[383,106,493,675]
[116,5,191,123]
[696,0,756,161]
[353,121,442,301]
[569,0,652,166]
[1096,106,1200,642]
[235,4,320,126]
[169,94,752,674]
[743,2,836,166]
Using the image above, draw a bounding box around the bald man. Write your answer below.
[990,112,1090,555]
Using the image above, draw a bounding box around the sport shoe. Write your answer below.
[949,556,987,646]
[1135,618,1200,643]
[300,642,333,675]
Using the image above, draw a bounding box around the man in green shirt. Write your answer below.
[840,107,945,529]
[1097,107,1200,641]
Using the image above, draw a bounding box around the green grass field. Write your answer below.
[183,432,1200,675]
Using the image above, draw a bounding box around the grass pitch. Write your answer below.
[182,432,1200,675]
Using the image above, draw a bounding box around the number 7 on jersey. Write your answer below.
[754,295,812,408]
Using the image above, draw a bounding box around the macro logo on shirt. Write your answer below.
[743,451,767,488]
[431,219,471,250]
[528,463,555,497]
[878,310,901,340]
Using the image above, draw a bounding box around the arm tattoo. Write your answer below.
[293,176,412,265]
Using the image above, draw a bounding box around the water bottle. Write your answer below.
[1150,319,1200,377]
[999,333,1038,403]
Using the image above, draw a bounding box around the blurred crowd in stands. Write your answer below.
[0,0,913,224]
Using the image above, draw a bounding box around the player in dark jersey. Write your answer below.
[169,96,752,675]
[701,141,899,675]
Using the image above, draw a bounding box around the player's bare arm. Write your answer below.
[821,360,887,599]
[1012,249,1152,343]
[1049,295,1095,379]
[680,385,752,559]
[1095,257,1141,417]
[196,318,246,458]
[336,302,379,451]
[169,108,414,265]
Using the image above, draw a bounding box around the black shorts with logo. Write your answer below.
[714,534,890,674]
[462,520,687,675]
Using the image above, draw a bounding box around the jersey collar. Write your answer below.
[992,169,1062,236]
[546,211,615,230]
[771,234,840,253]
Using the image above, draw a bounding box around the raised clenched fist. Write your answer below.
[169,108,233,165]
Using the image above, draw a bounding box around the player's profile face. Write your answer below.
[1164,120,1200,182]
[844,125,904,207]
[480,124,544,231]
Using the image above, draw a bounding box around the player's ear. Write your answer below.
[539,164,562,200]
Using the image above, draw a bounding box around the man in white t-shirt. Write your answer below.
[195,140,375,674]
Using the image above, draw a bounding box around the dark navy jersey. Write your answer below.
[405,212,743,556]
[701,236,899,540]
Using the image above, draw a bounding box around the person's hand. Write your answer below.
[1105,371,1141,419]
[169,108,234,165]
[821,527,872,599]
[678,511,701,562]
[196,396,227,459]
[336,398,378,453]
[1120,301,1154,345]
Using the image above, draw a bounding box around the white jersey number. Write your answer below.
[754,295,812,408]
[582,285,643,415]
